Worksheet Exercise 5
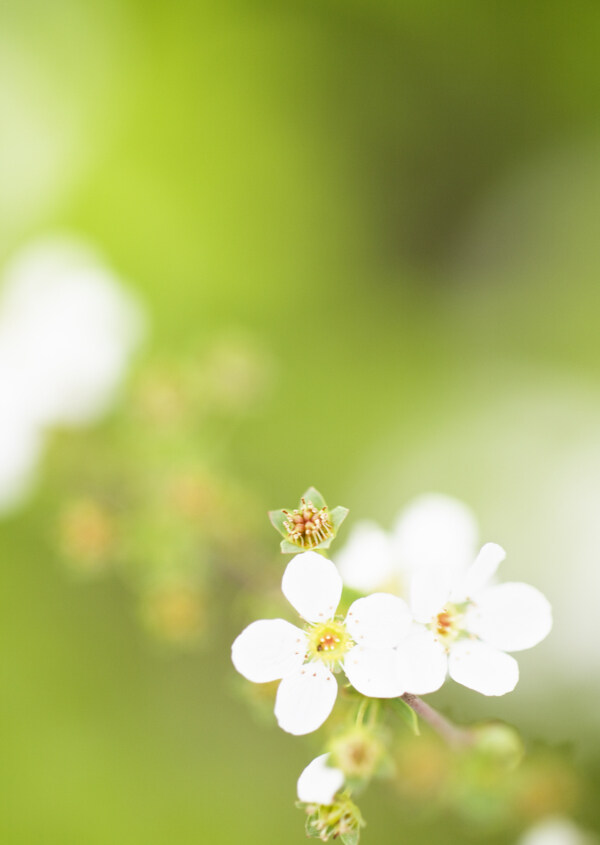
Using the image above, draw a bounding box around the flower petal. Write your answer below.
[410,569,451,624]
[297,753,344,805]
[452,542,506,601]
[449,639,519,695]
[393,494,478,580]
[274,662,337,735]
[231,619,307,683]
[344,645,404,698]
[466,582,552,652]
[281,551,342,623]
[336,521,395,593]
[345,593,412,648]
[395,625,448,694]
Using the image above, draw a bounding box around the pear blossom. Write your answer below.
[402,542,553,696]
[337,494,478,595]
[0,237,145,427]
[0,236,145,513]
[231,551,444,735]
[297,754,345,805]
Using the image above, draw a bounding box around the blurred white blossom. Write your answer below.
[0,236,146,513]
[337,493,478,594]
[519,817,598,845]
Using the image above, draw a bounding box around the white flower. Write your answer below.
[231,551,444,735]
[297,754,344,805]
[518,817,598,845]
[402,542,553,696]
[337,494,478,595]
[0,236,146,513]
[0,237,145,426]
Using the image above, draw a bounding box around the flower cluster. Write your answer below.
[231,489,554,843]
[53,343,273,649]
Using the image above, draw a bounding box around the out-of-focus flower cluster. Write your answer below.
[52,337,273,648]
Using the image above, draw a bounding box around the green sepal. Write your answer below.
[301,486,327,508]
[390,698,420,736]
[268,509,287,537]
[341,831,361,845]
[330,505,349,534]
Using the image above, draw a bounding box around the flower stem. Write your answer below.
[400,693,474,749]
[355,699,369,727]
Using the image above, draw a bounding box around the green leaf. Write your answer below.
[341,831,360,845]
[390,698,420,736]
[330,505,349,534]
[268,509,287,537]
[302,486,326,509]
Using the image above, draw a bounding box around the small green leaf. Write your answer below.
[341,831,360,845]
[390,698,420,736]
[330,505,349,534]
[268,509,287,537]
[302,486,326,509]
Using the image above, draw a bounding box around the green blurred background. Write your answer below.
[1,1,600,842]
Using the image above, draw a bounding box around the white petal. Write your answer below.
[449,639,519,696]
[345,593,412,649]
[395,625,448,694]
[297,754,344,805]
[231,619,307,683]
[393,494,478,579]
[282,552,342,623]
[410,569,450,623]
[452,542,506,601]
[336,521,396,592]
[518,817,594,845]
[274,662,337,735]
[344,645,404,698]
[466,582,552,652]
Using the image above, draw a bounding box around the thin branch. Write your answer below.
[400,693,474,749]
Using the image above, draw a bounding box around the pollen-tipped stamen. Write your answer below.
[282,497,334,549]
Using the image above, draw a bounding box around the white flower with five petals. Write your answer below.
[403,542,553,696]
[231,551,444,735]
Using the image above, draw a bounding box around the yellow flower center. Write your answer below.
[307,620,354,664]
[431,604,465,644]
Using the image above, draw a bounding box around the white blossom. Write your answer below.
[231,551,444,735]
[297,754,344,805]
[401,542,552,696]
[337,494,478,595]
[518,817,598,845]
[0,236,145,512]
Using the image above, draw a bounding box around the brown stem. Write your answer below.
[400,693,474,749]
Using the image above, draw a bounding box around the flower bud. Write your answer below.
[329,726,386,781]
[140,582,205,647]
[473,722,524,771]
[59,498,115,575]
